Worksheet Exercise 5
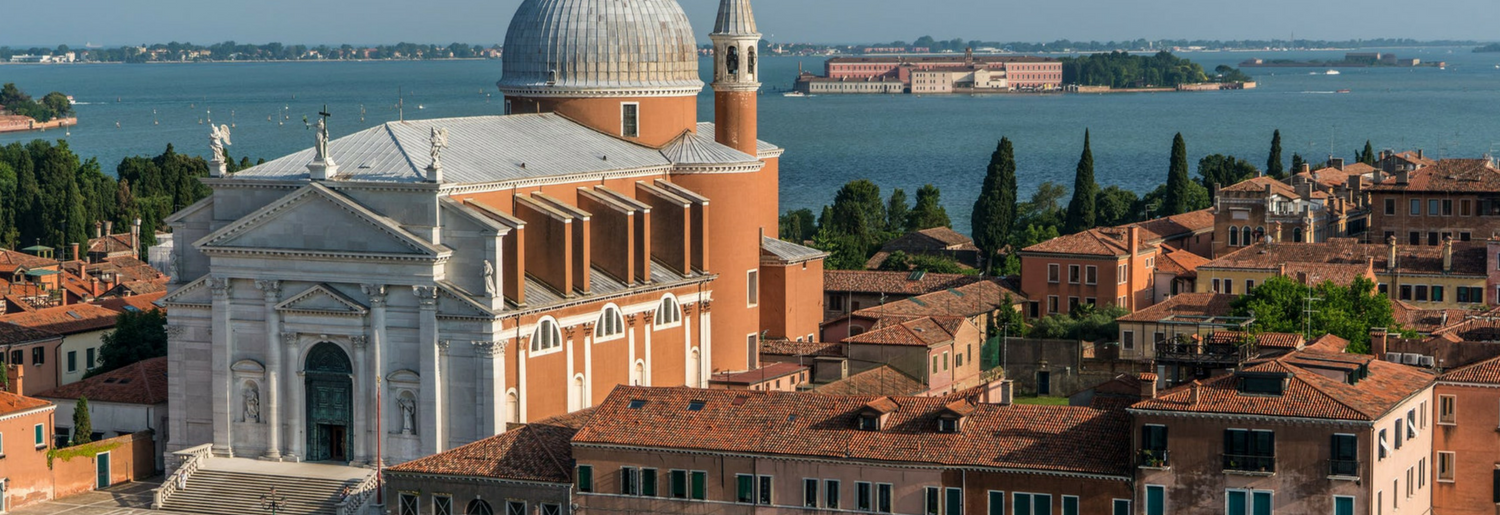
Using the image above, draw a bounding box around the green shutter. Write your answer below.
[1227,491,1246,515]
[642,469,657,496]
[945,488,962,515]
[1251,491,1271,515]
[738,475,754,503]
[1014,493,1032,515]
[691,471,706,500]
[1146,486,1164,515]
[34,424,42,445]
[1063,496,1078,515]
[989,491,1005,515]
[1334,496,1353,515]
[576,465,592,492]
[1033,495,1051,515]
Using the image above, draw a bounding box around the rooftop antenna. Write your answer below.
[1302,286,1323,342]
[398,86,405,122]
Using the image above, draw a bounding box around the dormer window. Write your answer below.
[1236,372,1288,396]
[937,418,958,433]
[858,415,879,431]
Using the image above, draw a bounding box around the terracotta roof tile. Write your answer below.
[387,409,590,482]
[1440,354,1500,384]
[1205,331,1305,350]
[1134,209,1215,242]
[574,386,1131,477]
[760,338,844,358]
[1117,293,1235,323]
[824,270,983,296]
[1221,176,1300,197]
[0,250,57,271]
[1132,350,1433,421]
[0,321,61,346]
[0,303,120,335]
[1368,159,1500,193]
[814,365,927,397]
[854,278,1025,320]
[879,227,976,252]
[842,316,964,347]
[1155,249,1210,278]
[709,363,808,385]
[1391,301,1477,334]
[1306,334,1351,353]
[1201,239,1485,278]
[1022,226,1153,256]
[34,357,168,405]
[0,391,52,416]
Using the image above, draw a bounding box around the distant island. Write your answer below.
[1239,51,1444,68]
[755,36,1480,57]
[1474,43,1500,53]
[0,83,75,134]
[1,42,501,63]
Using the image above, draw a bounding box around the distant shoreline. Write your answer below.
[0,57,495,66]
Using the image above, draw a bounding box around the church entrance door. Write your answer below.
[304,342,353,463]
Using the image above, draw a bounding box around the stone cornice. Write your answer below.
[200,247,450,264]
[498,84,703,99]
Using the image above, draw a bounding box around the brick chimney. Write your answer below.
[104,220,113,237]
[1387,234,1398,271]
[1347,174,1362,207]
[70,243,79,262]
[1188,380,1202,407]
[1371,327,1389,358]
[1300,163,1311,174]
[6,364,23,394]
[94,220,102,239]
[1417,149,1424,160]
[1331,158,1345,171]
[1443,235,1453,273]
[1138,372,1158,399]
[1397,167,1410,185]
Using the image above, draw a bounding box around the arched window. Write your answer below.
[504,390,519,425]
[531,319,562,353]
[594,306,624,339]
[654,297,682,326]
[1228,226,1240,247]
[725,46,739,75]
[466,499,494,515]
[1241,227,1253,247]
[1294,227,1305,243]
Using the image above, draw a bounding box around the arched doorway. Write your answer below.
[304,342,352,462]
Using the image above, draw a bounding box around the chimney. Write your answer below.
[1371,327,1389,358]
[1188,380,1202,407]
[1443,235,1453,272]
[5,365,22,395]
[1300,163,1311,174]
[1347,174,1362,207]
[1331,158,1345,171]
[1417,149,1424,160]
[94,221,102,239]
[70,243,79,262]
[1397,168,1410,185]
[1127,226,1140,311]
[104,220,113,237]
[1138,372,1158,399]
[1274,223,1282,243]
[1387,234,1398,271]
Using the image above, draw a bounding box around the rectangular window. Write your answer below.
[943,487,961,515]
[747,270,759,306]
[67,351,76,373]
[1246,279,1255,292]
[1395,419,1405,449]
[86,347,95,369]
[691,471,706,500]
[1378,428,1389,459]
[1113,499,1131,515]
[1437,451,1455,481]
[1118,264,1128,284]
[621,467,639,495]
[1047,296,1059,314]
[1443,199,1454,215]
[1399,285,1412,301]
[1415,285,1428,301]
[670,470,688,499]
[1223,429,1275,472]
[804,479,819,508]
[506,502,526,515]
[1069,297,1079,311]
[1420,458,1426,488]
[1068,265,1081,284]
[1013,493,1031,515]
[1062,495,1078,515]
[433,495,451,515]
[1462,199,1473,216]
[1142,424,1168,465]
[1411,199,1422,215]
[1048,264,1060,283]
[399,493,419,515]
[1459,286,1472,303]
[758,475,773,505]
[33,423,43,446]
[859,482,873,511]
[1085,265,1098,285]
[1439,395,1456,424]
[989,491,1005,515]
[1433,286,1445,302]
[878,484,893,513]
[1430,199,1441,216]
[825,480,840,509]
[1123,331,1135,350]
[942,351,950,371]
[1224,280,1233,295]
[576,465,593,492]
[1409,231,1420,246]
[1385,198,1396,215]
[1032,494,1051,515]
[1145,485,1164,515]
[1493,470,1500,503]
[642,468,658,496]
[738,474,756,503]
[31,347,43,365]
[1429,232,1440,246]
[1334,496,1354,515]
[621,103,640,138]
[1331,433,1358,476]
[540,504,560,515]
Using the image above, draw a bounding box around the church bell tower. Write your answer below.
[711,0,760,155]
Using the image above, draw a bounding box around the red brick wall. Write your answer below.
[50,431,156,500]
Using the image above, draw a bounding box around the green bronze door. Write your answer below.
[305,342,353,462]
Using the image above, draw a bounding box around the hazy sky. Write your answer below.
[4,0,1496,47]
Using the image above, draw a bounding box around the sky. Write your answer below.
[3,0,1496,48]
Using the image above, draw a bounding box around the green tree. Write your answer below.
[827,179,885,242]
[1359,140,1377,166]
[1163,133,1192,215]
[1096,185,1140,226]
[1229,275,1395,354]
[1029,304,1130,341]
[1198,154,1259,194]
[778,208,817,243]
[71,396,92,445]
[93,309,168,377]
[41,92,72,117]
[885,188,910,234]
[908,184,950,231]
[1291,153,1306,175]
[1266,130,1284,179]
[1064,130,1098,234]
[971,138,1018,274]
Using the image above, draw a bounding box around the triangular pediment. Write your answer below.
[437,282,495,318]
[277,284,368,316]
[162,276,211,306]
[196,183,446,258]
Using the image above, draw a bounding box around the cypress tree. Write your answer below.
[972,138,1017,274]
[1064,130,1098,233]
[1291,153,1306,175]
[1266,130,1284,179]
[1164,133,1192,216]
[72,396,92,445]
[1360,140,1377,166]
[886,188,910,234]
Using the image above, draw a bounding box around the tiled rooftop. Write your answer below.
[1134,209,1215,242]
[34,357,168,405]
[1368,159,1500,193]
[0,321,61,346]
[814,365,927,397]
[842,316,964,347]
[0,303,120,335]
[1021,226,1154,257]
[573,386,1131,477]
[1201,239,1486,277]
[1440,354,1500,384]
[1154,249,1210,278]
[853,278,1025,320]
[1205,331,1305,350]
[1117,293,1236,323]
[760,338,844,358]
[709,362,808,385]
[1220,176,1300,197]
[387,409,591,483]
[0,391,52,417]
[824,270,983,295]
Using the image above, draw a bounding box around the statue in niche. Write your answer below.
[242,382,260,423]
[483,260,497,297]
[398,394,416,434]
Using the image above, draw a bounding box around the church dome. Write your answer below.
[498,0,704,97]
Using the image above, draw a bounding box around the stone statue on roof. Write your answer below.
[483,259,496,297]
[209,124,231,163]
[314,118,329,162]
[429,127,449,172]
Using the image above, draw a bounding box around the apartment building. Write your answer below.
[1430,354,1500,514]
[1019,226,1157,317]
[1367,158,1500,246]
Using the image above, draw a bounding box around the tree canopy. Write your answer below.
[93,308,168,378]
[1,83,71,123]
[1228,276,1396,354]
[1266,130,1284,179]
[1061,51,1210,88]
[908,184,951,231]
[1063,130,1098,234]
[1162,133,1194,216]
[72,396,93,445]
[1198,154,1259,194]
[971,138,1018,274]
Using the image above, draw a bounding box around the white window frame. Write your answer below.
[1145,484,1165,515]
[1122,330,1135,350]
[1085,265,1098,285]
[621,102,640,138]
[1436,451,1455,482]
[802,478,819,508]
[654,295,683,328]
[747,269,760,307]
[987,490,1004,515]
[1438,394,1456,425]
[529,317,564,356]
[1224,489,1273,515]
[594,305,626,342]
[1333,495,1355,515]
[1068,264,1081,284]
[1062,495,1079,515]
[825,479,841,510]
[432,494,452,515]
[1113,499,1131,515]
[33,423,43,448]
[1118,264,1128,284]
[1048,264,1060,283]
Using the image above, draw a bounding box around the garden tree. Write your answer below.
[1096,185,1140,227]
[1060,51,1210,88]
[826,179,885,243]
[984,294,1028,368]
[0,361,7,390]
[1015,223,1061,250]
[1014,180,1067,235]
[1139,175,1210,219]
[971,137,1018,274]
[885,188,910,234]
[1029,304,1131,342]
[777,208,817,243]
[1163,133,1193,215]
[1358,140,1378,166]
[878,251,969,274]
[1063,130,1098,234]
[0,162,17,248]
[908,184,950,231]
[92,309,168,378]
[1291,153,1306,175]
[1198,154,1259,194]
[72,397,92,445]
[1266,130,1284,179]
[808,227,867,271]
[1229,275,1396,354]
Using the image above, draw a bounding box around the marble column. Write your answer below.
[474,341,507,437]
[351,335,369,465]
[414,286,442,454]
[361,285,388,466]
[254,280,282,460]
[282,332,303,460]
[437,340,450,447]
[209,277,234,457]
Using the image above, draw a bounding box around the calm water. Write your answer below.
[3,47,1499,233]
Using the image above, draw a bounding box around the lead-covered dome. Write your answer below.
[499,0,704,97]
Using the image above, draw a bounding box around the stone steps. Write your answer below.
[161,469,363,515]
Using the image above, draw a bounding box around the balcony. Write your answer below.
[1137,449,1169,469]
[1328,459,1359,478]
[1223,454,1276,474]
[1155,341,1259,366]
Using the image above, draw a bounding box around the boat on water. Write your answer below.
[1325,70,1341,75]
[1336,89,1351,94]
[783,91,806,97]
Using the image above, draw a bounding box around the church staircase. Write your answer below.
[159,458,371,515]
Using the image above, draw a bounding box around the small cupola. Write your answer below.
[857,396,898,431]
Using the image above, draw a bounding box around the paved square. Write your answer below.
[7,479,207,515]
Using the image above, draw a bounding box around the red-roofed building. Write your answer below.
[839,315,982,395]
[0,322,63,396]
[1129,348,1435,515]
[1432,354,1500,514]
[1211,174,1362,259]
[0,390,56,510]
[707,362,809,391]
[822,270,983,321]
[1020,225,1157,317]
[35,357,167,467]
[1367,157,1500,248]
[0,303,123,388]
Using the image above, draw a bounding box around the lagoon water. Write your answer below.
[3,47,1498,233]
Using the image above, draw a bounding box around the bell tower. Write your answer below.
[711,0,760,155]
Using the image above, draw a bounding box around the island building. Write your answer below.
[794,50,1063,94]
[161,0,825,468]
